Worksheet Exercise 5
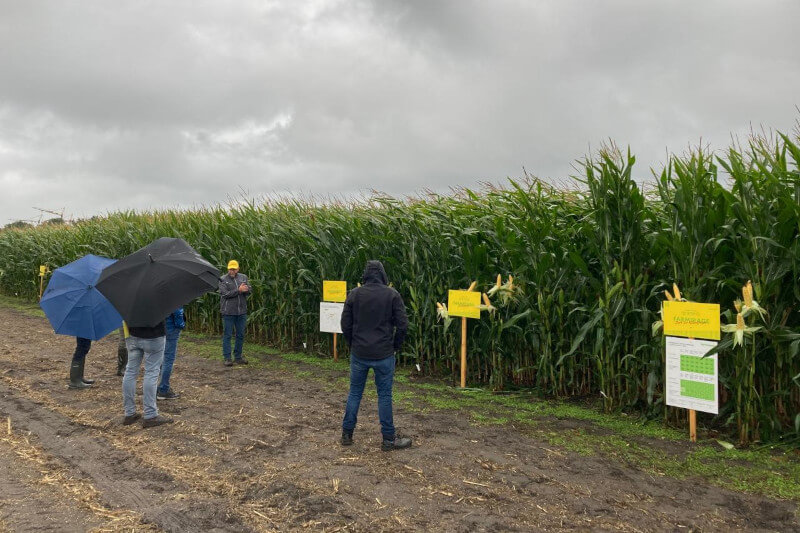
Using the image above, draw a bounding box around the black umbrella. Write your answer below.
[96,237,220,327]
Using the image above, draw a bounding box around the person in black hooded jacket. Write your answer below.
[340,260,412,451]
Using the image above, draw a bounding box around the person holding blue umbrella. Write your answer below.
[70,337,94,389]
[40,254,124,389]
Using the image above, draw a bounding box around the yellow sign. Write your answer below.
[323,280,347,302]
[39,265,46,276]
[448,290,481,319]
[663,301,720,340]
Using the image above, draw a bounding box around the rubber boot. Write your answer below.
[80,358,95,385]
[68,361,91,389]
[117,338,128,376]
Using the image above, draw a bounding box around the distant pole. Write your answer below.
[460,316,467,388]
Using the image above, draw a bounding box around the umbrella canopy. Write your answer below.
[40,254,124,340]
[96,237,219,327]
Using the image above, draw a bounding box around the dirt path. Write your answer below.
[0,305,797,532]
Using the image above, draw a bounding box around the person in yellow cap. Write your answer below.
[218,260,251,366]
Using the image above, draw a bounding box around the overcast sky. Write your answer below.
[1,1,798,223]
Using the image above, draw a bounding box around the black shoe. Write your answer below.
[223,359,233,367]
[142,415,173,428]
[122,413,141,426]
[341,431,353,446]
[157,390,180,400]
[234,358,249,365]
[382,436,412,451]
[81,377,95,385]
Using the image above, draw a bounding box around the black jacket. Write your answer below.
[128,322,166,339]
[341,261,408,360]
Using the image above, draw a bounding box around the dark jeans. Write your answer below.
[73,337,91,362]
[158,329,181,394]
[222,314,247,361]
[342,354,396,439]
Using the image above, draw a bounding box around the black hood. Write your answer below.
[362,260,388,285]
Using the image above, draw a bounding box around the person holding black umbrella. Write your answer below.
[219,260,251,366]
[123,322,172,427]
[96,237,221,428]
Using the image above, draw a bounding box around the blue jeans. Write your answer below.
[342,354,396,439]
[158,329,181,394]
[222,314,247,361]
[123,336,166,420]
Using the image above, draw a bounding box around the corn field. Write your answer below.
[1,131,799,443]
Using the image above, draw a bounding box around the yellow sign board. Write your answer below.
[323,280,347,302]
[448,290,481,319]
[39,265,46,276]
[663,301,720,341]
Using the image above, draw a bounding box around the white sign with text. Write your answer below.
[319,302,344,334]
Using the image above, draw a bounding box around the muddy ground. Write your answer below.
[0,304,798,532]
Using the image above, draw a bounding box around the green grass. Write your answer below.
[0,294,44,318]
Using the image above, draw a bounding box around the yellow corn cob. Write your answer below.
[467,281,477,292]
[672,283,681,301]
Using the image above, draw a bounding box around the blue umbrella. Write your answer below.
[40,254,124,340]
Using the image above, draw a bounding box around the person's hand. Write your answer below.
[238,283,248,292]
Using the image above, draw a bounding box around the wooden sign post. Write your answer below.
[448,287,481,388]
[322,281,347,360]
[662,298,720,443]
[460,316,467,388]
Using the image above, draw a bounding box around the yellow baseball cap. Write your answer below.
[227,260,239,270]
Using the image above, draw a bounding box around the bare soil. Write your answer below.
[0,305,797,532]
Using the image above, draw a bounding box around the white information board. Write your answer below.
[319,302,344,334]
[665,336,719,414]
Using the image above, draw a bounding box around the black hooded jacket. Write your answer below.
[340,261,408,360]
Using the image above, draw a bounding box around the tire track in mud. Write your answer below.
[0,436,108,532]
[0,382,251,532]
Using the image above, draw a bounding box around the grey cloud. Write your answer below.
[0,0,798,224]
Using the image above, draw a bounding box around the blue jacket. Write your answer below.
[166,308,186,333]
